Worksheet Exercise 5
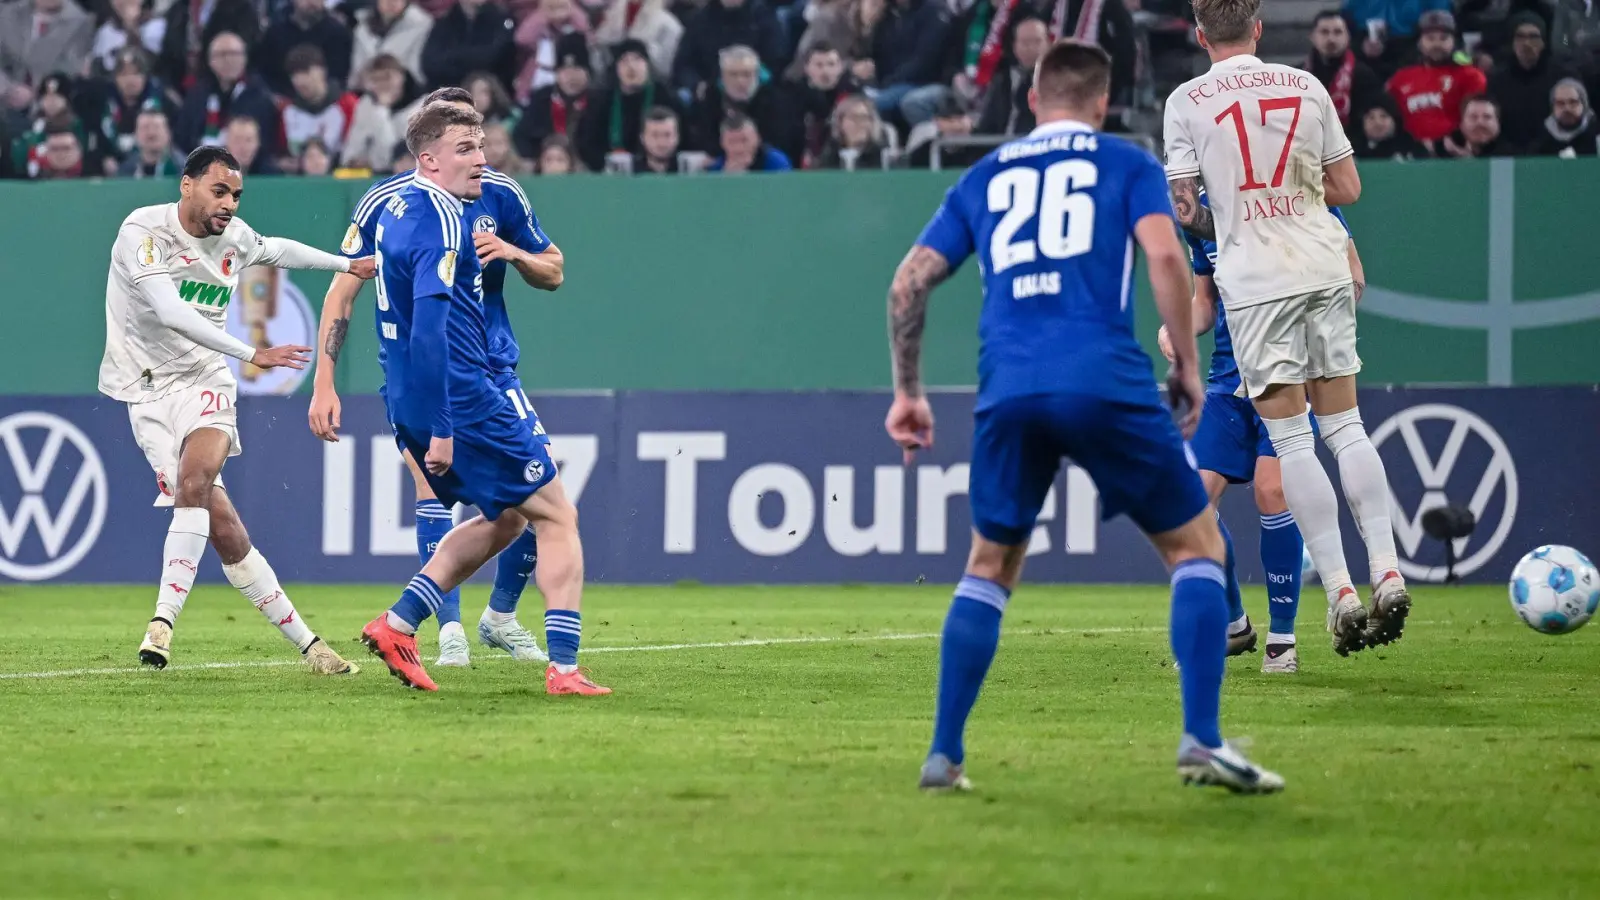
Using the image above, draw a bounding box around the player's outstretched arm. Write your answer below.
[251,235,369,276]
[1137,214,1201,436]
[1348,239,1365,304]
[1324,157,1362,207]
[308,272,364,442]
[1168,177,1214,242]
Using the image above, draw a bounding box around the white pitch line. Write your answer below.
[0,625,1168,681]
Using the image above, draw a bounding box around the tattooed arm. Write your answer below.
[308,271,364,441]
[1169,176,1215,242]
[887,245,951,398]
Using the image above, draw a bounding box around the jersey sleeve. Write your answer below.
[1317,85,1355,166]
[342,184,388,259]
[1184,231,1215,276]
[1329,206,1352,237]
[1162,93,1200,181]
[492,179,553,254]
[1127,153,1178,225]
[914,182,975,271]
[114,224,171,284]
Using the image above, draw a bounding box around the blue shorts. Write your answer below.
[1190,392,1318,484]
[490,370,551,444]
[393,390,555,520]
[969,392,1210,545]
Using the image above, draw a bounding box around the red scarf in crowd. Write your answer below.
[965,0,1022,89]
[1328,50,1355,123]
[624,0,642,29]
[550,91,586,135]
[1050,0,1106,44]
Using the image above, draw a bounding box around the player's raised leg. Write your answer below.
[208,485,357,674]
[1308,370,1410,646]
[1253,457,1305,673]
[399,449,471,666]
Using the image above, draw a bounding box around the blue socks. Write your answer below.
[1260,512,1304,637]
[415,500,462,627]
[929,575,1009,765]
[489,528,539,615]
[545,609,581,666]
[1218,517,1246,627]
[1170,559,1228,749]
[390,574,445,632]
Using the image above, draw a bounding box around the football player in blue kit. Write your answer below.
[1158,193,1363,674]
[887,40,1283,794]
[309,88,565,668]
[354,102,606,696]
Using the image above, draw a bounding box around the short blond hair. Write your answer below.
[1194,0,1262,46]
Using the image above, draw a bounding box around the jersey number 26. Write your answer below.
[987,160,1097,275]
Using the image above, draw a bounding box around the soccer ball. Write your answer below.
[1508,545,1600,635]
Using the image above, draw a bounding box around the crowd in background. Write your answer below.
[0,0,1594,181]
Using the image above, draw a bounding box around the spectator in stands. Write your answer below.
[634,105,682,171]
[689,45,795,156]
[514,33,590,159]
[118,107,183,176]
[788,42,860,167]
[12,74,85,174]
[175,32,280,153]
[424,0,518,92]
[536,132,581,172]
[259,0,354,97]
[280,45,359,168]
[0,0,95,115]
[342,53,424,171]
[864,0,951,127]
[223,114,280,174]
[1533,78,1597,155]
[1353,93,1427,158]
[595,0,684,83]
[1386,11,1486,148]
[1043,0,1138,110]
[299,135,333,174]
[31,121,86,179]
[904,90,981,167]
[1342,0,1451,78]
[815,91,887,168]
[1488,13,1570,153]
[578,38,680,170]
[81,47,170,175]
[674,0,786,100]
[391,145,417,172]
[790,0,880,82]
[158,0,259,91]
[513,0,592,102]
[1441,94,1517,156]
[1305,10,1384,129]
[482,119,531,171]
[351,0,435,91]
[708,110,793,170]
[466,71,519,129]
[90,0,167,76]
[973,13,1047,136]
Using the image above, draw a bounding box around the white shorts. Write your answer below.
[127,372,241,507]
[1226,284,1361,399]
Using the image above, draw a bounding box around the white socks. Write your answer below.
[1316,408,1403,587]
[223,548,315,652]
[386,612,418,635]
[1263,411,1355,603]
[154,507,209,625]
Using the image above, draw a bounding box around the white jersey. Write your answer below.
[1163,55,1355,310]
[99,204,266,402]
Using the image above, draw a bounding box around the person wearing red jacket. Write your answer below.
[1386,10,1486,145]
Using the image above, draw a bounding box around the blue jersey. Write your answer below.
[1186,194,1351,396]
[914,121,1176,411]
[372,177,497,437]
[343,168,551,375]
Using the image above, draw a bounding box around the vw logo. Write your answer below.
[0,411,108,581]
[1370,403,1517,582]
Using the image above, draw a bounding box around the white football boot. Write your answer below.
[477,612,549,661]
[436,621,472,667]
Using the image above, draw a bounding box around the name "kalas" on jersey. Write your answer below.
[1186,70,1310,104]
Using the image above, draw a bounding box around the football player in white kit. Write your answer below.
[1161,0,1411,657]
[99,146,375,674]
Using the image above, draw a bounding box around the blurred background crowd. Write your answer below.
[1,0,1597,180]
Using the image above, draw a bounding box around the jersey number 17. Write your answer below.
[1216,98,1302,192]
[987,160,1098,275]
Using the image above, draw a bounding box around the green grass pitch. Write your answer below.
[0,583,1596,899]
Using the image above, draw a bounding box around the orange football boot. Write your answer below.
[546,665,611,696]
[360,615,439,691]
